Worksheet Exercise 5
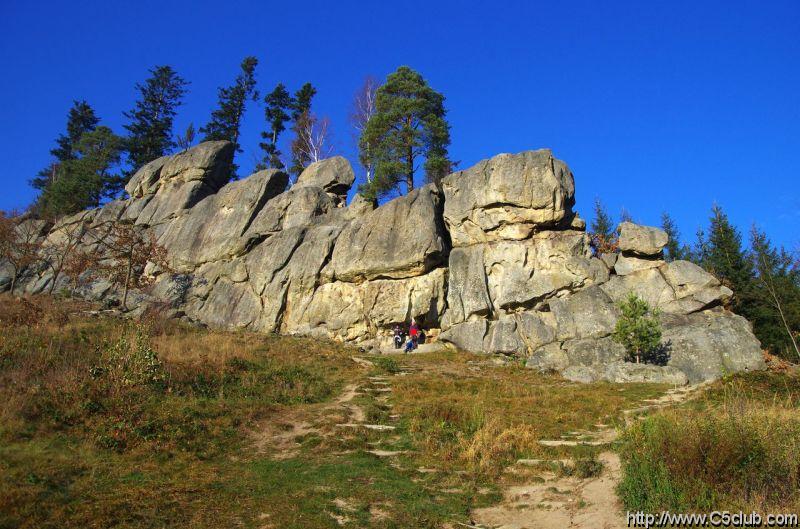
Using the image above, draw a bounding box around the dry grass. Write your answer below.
[391,351,668,475]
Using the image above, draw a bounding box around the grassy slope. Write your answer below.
[0,295,672,528]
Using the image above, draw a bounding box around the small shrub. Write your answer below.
[612,293,662,364]
[98,323,167,389]
[373,356,400,374]
[560,456,604,479]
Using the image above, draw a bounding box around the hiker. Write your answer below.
[392,325,404,349]
[409,319,420,349]
[404,335,414,353]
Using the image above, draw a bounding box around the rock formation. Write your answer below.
[3,141,765,383]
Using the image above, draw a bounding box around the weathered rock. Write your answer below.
[516,311,557,351]
[618,222,668,256]
[439,320,489,352]
[125,155,169,198]
[325,185,447,282]
[526,342,569,372]
[614,254,663,276]
[442,150,575,247]
[601,267,675,309]
[134,141,235,226]
[6,143,764,385]
[599,252,618,270]
[295,156,355,203]
[484,316,525,355]
[442,245,493,327]
[661,309,765,382]
[549,286,619,340]
[158,169,290,270]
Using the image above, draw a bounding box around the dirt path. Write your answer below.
[471,382,711,529]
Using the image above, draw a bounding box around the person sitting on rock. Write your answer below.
[393,325,404,349]
[404,335,414,354]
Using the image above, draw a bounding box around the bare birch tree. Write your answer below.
[350,76,378,183]
[291,111,334,166]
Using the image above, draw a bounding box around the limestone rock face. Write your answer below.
[3,142,764,384]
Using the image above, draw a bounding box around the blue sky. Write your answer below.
[1,0,798,248]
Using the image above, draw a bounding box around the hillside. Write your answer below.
[1,296,797,528]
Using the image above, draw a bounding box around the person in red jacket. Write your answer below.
[409,319,420,349]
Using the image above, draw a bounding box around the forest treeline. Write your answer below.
[29,59,452,218]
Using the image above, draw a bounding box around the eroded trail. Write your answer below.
[471,383,710,529]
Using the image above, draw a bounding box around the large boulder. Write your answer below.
[661,309,765,382]
[442,150,575,247]
[618,222,668,256]
[295,156,355,204]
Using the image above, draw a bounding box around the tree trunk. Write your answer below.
[49,266,62,295]
[9,271,18,296]
[406,144,414,194]
[772,291,800,360]
[122,258,133,310]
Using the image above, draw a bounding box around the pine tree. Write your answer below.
[590,197,616,255]
[358,66,451,200]
[31,100,99,192]
[660,212,691,261]
[612,293,663,364]
[123,65,189,177]
[200,56,259,178]
[288,83,317,176]
[259,83,293,170]
[38,127,124,216]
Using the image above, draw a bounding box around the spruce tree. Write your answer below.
[358,66,451,200]
[660,212,691,261]
[698,205,756,320]
[123,65,189,177]
[31,100,99,192]
[259,83,293,170]
[200,56,259,177]
[289,83,317,176]
[590,197,616,255]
